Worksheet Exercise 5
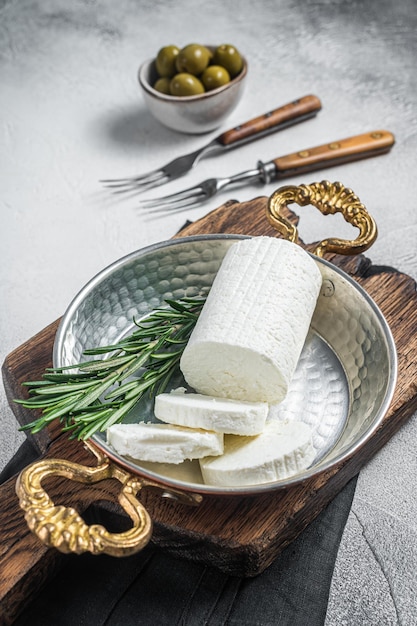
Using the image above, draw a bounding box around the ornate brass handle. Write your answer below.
[15,444,153,557]
[266,180,377,257]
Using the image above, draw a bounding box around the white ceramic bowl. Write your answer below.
[138,51,247,134]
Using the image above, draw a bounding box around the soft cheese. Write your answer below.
[199,419,315,487]
[154,389,268,435]
[107,422,223,464]
[180,237,322,405]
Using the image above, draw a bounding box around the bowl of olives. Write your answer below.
[138,43,247,134]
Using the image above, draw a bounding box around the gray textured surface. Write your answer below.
[1,0,416,624]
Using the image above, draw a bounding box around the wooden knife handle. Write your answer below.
[272,130,395,175]
[217,95,322,146]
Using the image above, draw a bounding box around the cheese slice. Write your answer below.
[154,389,268,435]
[180,237,322,405]
[199,419,315,487]
[107,422,223,464]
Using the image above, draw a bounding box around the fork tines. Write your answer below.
[100,170,169,192]
[140,185,206,212]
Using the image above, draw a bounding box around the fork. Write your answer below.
[101,95,322,193]
[139,130,395,213]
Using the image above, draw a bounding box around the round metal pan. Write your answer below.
[53,233,396,492]
[16,181,397,557]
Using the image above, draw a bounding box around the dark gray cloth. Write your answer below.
[2,440,357,626]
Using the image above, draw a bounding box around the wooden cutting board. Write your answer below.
[1,196,417,624]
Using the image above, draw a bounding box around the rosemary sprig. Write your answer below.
[16,297,204,440]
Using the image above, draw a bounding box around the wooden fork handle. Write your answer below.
[272,130,395,176]
[217,95,322,146]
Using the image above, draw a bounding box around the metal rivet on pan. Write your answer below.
[321,279,335,297]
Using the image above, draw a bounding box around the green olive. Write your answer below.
[201,65,231,90]
[175,44,212,75]
[212,44,243,78]
[153,77,172,94]
[155,45,180,78]
[170,73,205,97]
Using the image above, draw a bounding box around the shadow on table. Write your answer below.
[94,103,198,153]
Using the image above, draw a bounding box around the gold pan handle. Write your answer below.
[266,180,377,257]
[15,448,153,557]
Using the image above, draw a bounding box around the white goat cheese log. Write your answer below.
[199,419,315,487]
[107,422,223,464]
[154,389,268,435]
[180,237,322,404]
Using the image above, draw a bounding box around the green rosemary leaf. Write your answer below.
[116,349,156,382]
[152,363,179,397]
[23,378,99,396]
[120,375,158,397]
[164,297,202,312]
[42,371,97,383]
[70,372,120,411]
[121,385,149,402]
[104,379,141,401]
[163,299,189,312]
[163,334,192,345]
[20,394,84,429]
[44,362,93,372]
[16,296,205,440]
[73,418,110,440]
[22,418,50,434]
[150,348,184,360]
[76,354,136,372]
[111,342,152,354]
[22,378,66,387]
[15,395,75,409]
[71,408,114,424]
[99,396,140,431]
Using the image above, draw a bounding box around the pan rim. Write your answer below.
[53,234,398,497]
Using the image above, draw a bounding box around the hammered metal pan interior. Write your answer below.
[53,233,397,496]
